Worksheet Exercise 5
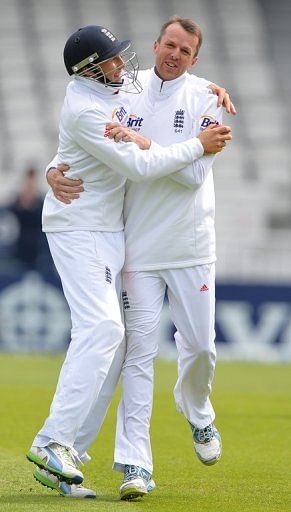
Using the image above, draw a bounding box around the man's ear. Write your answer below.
[153,40,159,54]
[191,56,198,67]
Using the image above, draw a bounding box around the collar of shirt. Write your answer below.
[148,67,187,99]
[74,75,122,97]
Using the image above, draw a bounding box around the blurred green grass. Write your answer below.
[0,354,290,511]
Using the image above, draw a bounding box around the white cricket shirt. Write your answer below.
[42,76,205,233]
[123,68,223,270]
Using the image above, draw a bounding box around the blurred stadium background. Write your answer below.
[0,0,291,361]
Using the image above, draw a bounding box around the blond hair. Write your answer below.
[157,16,202,57]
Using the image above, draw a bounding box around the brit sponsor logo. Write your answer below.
[112,106,127,123]
[199,114,219,130]
[127,114,143,130]
[174,109,185,133]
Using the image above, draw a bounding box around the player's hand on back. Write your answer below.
[208,83,237,115]
[197,124,232,154]
[106,123,151,150]
[47,164,84,204]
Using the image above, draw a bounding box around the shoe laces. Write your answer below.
[191,424,215,444]
[124,465,151,483]
[53,444,79,469]
[70,447,84,467]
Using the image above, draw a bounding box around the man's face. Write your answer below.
[99,54,125,83]
[154,23,199,81]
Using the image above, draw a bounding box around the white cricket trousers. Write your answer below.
[33,230,125,449]
[114,264,216,474]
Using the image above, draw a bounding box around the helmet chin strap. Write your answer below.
[77,62,123,88]
[96,74,124,88]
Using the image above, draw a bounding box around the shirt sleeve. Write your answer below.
[169,93,223,189]
[74,107,204,182]
[45,154,59,176]
[169,154,217,189]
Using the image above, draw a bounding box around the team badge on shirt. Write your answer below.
[174,109,185,133]
[199,114,219,130]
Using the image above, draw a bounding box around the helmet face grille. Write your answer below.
[75,49,142,94]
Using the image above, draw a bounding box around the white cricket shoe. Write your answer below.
[120,477,148,500]
[120,465,151,500]
[147,478,156,492]
[27,444,83,484]
[34,468,96,498]
[192,424,222,465]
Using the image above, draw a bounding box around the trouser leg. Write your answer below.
[114,271,166,474]
[33,231,125,449]
[165,264,216,428]
[73,272,126,459]
[74,338,126,459]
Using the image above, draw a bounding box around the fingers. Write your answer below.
[47,167,84,204]
[56,177,84,190]
[106,126,132,142]
[55,192,81,204]
[56,163,70,173]
[208,83,237,115]
[57,166,84,187]
[220,92,230,111]
[213,125,232,141]
[216,124,231,133]
[216,87,226,108]
[55,176,84,191]
[217,89,237,115]
[222,93,237,115]
[122,135,132,142]
[220,132,232,142]
[55,194,71,205]
[106,122,122,130]
[208,83,225,107]
[47,168,83,187]
[204,124,231,134]
[56,183,84,193]
[105,122,123,138]
[229,100,237,115]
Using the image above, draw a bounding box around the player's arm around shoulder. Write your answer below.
[186,72,236,115]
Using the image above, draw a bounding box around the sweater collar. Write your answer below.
[148,67,187,97]
[74,75,121,97]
